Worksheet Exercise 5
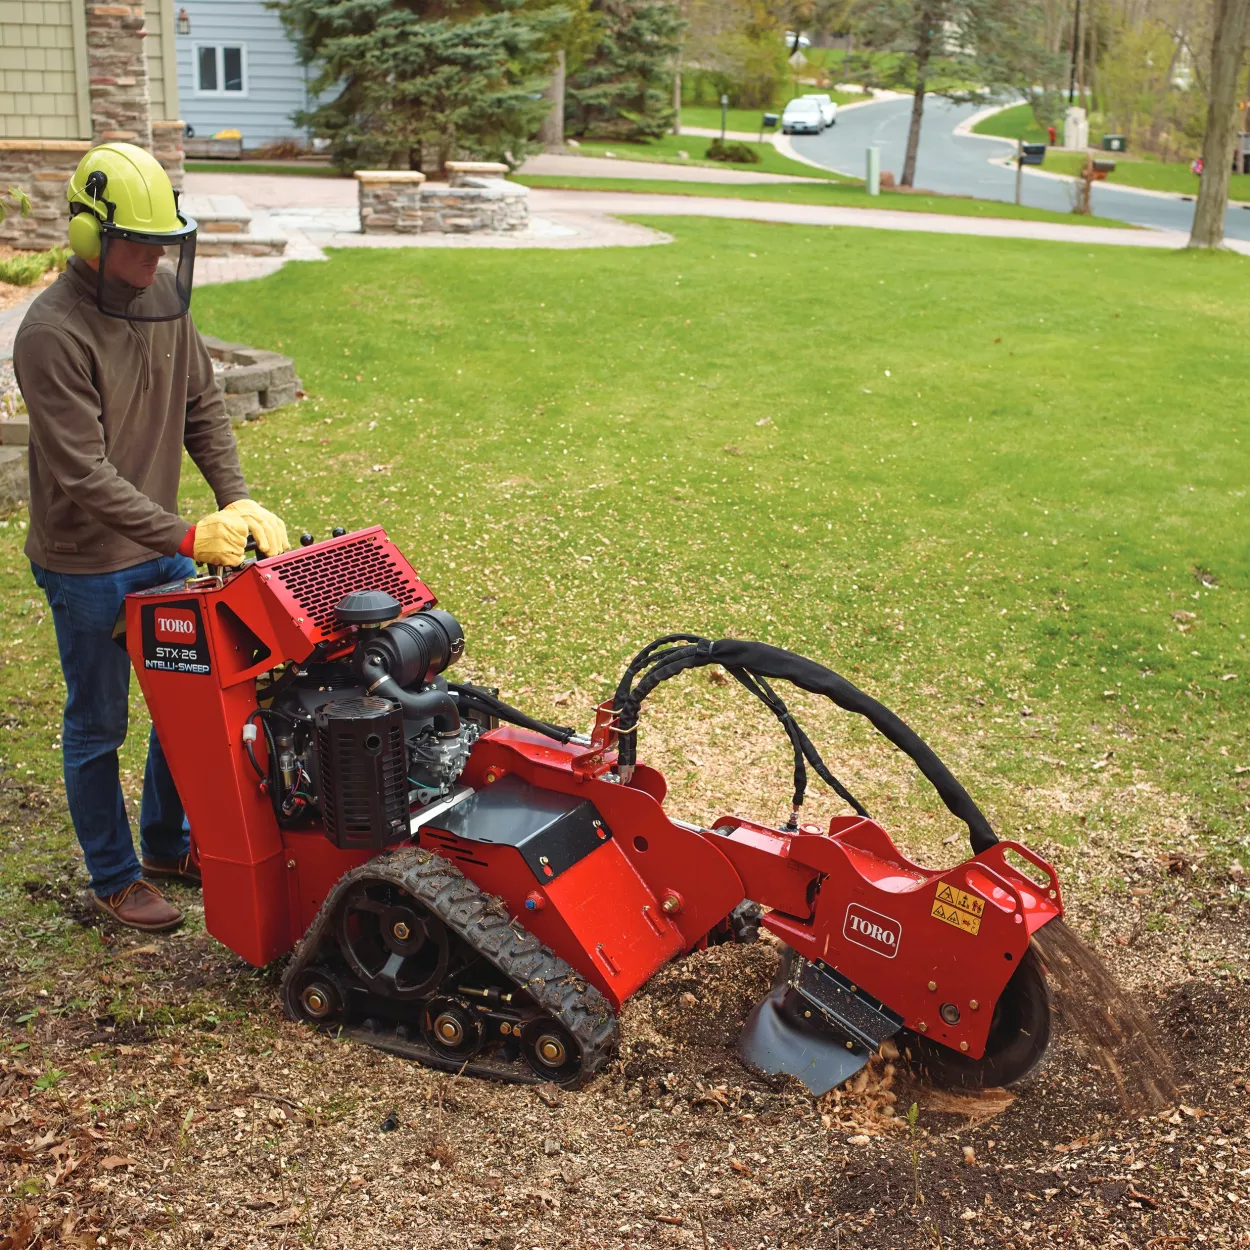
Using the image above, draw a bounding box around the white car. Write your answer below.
[781,98,824,135]
[802,94,838,127]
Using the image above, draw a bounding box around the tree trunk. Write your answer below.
[901,6,937,188]
[1189,0,1250,247]
[537,49,566,149]
[673,59,681,135]
[901,77,926,187]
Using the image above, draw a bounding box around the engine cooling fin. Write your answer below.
[281,845,619,1086]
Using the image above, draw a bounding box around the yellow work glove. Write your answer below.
[224,498,290,557]
[192,508,250,566]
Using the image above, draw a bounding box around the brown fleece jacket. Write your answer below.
[13,257,249,574]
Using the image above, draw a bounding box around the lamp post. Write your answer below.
[720,94,728,143]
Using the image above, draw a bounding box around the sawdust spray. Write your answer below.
[1033,919,1178,1113]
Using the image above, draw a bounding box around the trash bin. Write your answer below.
[1020,143,1046,166]
[1101,134,1127,152]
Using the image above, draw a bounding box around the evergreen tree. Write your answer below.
[566,0,684,138]
[277,0,571,171]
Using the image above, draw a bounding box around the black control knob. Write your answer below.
[300,532,314,547]
[332,526,346,537]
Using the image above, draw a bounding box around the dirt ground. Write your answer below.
[1,755,1248,1249]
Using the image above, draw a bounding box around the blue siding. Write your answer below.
[175,0,311,145]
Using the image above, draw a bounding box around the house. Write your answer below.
[0,1,186,248]
[174,0,314,148]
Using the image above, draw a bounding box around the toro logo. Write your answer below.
[154,608,197,643]
[843,903,902,959]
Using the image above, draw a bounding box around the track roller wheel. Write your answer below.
[422,997,483,1060]
[336,879,450,1001]
[288,966,348,1027]
[520,1017,582,1084]
[901,946,1051,1089]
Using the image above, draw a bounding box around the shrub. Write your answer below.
[705,139,761,164]
[0,246,71,287]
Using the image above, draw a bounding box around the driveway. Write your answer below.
[790,95,1250,242]
[524,187,1250,252]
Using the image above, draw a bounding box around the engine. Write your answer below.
[249,589,485,850]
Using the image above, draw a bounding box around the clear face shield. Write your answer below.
[94,218,198,322]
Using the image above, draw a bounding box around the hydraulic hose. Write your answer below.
[613,637,998,856]
[448,682,577,745]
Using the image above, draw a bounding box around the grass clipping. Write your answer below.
[1034,919,1177,1112]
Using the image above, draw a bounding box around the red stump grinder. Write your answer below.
[122,527,1063,1093]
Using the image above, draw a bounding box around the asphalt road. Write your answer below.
[792,96,1250,242]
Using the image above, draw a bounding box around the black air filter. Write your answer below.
[315,696,408,850]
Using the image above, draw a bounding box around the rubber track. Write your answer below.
[280,844,619,1086]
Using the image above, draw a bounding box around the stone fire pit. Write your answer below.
[355,162,529,235]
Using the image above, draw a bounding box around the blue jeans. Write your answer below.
[32,554,196,898]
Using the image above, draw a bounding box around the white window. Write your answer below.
[194,44,247,96]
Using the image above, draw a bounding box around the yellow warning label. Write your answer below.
[934,882,985,918]
[931,897,983,936]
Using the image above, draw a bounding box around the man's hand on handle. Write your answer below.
[186,508,250,566]
[224,500,290,557]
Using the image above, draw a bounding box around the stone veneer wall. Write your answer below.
[354,170,427,234]
[0,2,184,250]
[0,139,91,248]
[355,162,529,235]
[87,3,152,149]
[151,119,185,190]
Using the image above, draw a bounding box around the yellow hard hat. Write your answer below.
[66,142,198,321]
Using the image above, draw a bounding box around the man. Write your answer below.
[14,141,289,933]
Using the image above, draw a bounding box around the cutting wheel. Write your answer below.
[901,946,1051,1089]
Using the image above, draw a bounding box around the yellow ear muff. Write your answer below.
[68,210,102,261]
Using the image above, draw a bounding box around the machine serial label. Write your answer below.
[139,599,211,675]
[931,883,983,936]
[843,903,901,959]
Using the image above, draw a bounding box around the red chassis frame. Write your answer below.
[125,527,1062,1062]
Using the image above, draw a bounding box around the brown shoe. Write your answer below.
[141,852,202,887]
[93,880,184,933]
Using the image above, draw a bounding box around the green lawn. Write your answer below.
[1041,149,1250,201]
[515,173,1134,227]
[973,102,1049,143]
[571,132,853,181]
[2,219,1245,891]
[184,161,344,177]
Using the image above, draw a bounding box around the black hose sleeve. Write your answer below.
[615,639,997,854]
[361,656,461,734]
[613,635,706,710]
[448,683,576,745]
[716,640,996,852]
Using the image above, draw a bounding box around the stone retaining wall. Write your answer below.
[202,335,300,424]
[354,171,427,234]
[355,161,529,235]
[0,140,93,249]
